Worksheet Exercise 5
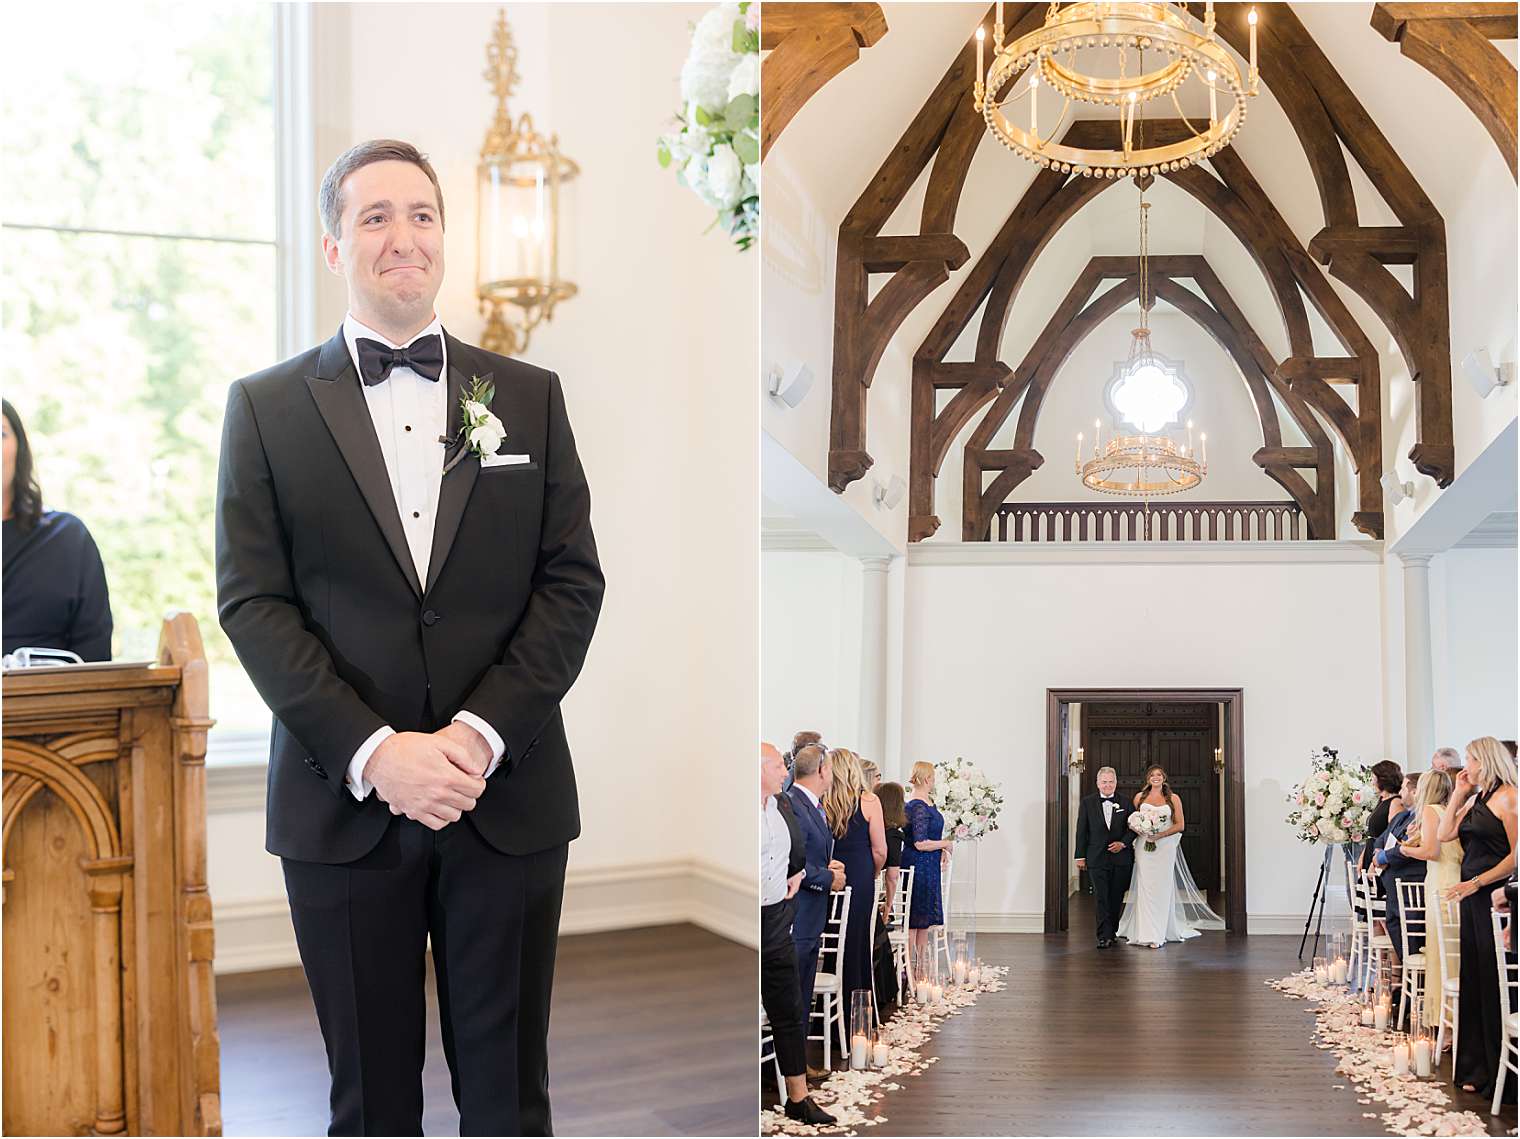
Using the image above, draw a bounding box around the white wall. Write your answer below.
[1431,547,1520,749]
[896,545,1385,929]
[209,2,757,970]
[761,549,865,754]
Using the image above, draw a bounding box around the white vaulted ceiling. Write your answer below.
[763,2,1518,544]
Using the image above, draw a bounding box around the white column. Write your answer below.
[858,557,891,764]
[1402,553,1435,766]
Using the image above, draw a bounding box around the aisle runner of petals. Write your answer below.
[761,966,1009,1136]
[1270,970,1492,1137]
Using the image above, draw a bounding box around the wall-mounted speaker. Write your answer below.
[767,361,814,408]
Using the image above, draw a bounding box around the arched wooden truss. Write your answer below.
[825,2,1465,540]
[1372,3,1518,179]
[951,253,1336,540]
[761,4,889,161]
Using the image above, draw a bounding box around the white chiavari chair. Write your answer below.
[932,851,953,979]
[808,886,852,1068]
[1396,878,1429,1030]
[1358,869,1395,995]
[887,865,916,1001]
[1489,909,1518,1116]
[759,1009,784,1101]
[1435,894,1462,1079]
[1347,856,1369,991]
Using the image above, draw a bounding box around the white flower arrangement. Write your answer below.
[1284,746,1375,846]
[933,757,1004,842]
[656,2,759,250]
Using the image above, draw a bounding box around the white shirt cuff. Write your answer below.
[346,726,395,801]
[452,711,505,778]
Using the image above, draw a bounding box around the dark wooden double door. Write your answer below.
[1082,701,1222,898]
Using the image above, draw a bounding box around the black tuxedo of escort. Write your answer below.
[215,325,603,1135]
[1075,790,1138,944]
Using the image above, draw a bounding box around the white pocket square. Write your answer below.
[481,452,532,468]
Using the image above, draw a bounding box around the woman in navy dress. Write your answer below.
[2,401,112,661]
[1439,737,1517,1099]
[903,760,954,978]
[822,749,887,1009]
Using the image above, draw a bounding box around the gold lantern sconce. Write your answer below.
[476,8,578,357]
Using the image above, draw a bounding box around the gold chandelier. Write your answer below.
[476,8,578,357]
[1075,187,1207,496]
[974,1,1259,179]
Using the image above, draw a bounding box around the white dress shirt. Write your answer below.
[1102,798,1116,828]
[761,796,793,907]
[339,313,505,800]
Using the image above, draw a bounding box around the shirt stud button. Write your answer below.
[412,511,420,519]
[405,425,412,432]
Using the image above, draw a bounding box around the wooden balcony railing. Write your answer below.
[992,500,1306,543]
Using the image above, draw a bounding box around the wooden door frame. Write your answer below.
[1045,687,1247,935]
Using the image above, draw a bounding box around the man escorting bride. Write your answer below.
[1117,765,1225,949]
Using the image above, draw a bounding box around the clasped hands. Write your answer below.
[365,722,493,830]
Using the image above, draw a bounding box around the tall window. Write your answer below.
[4,3,277,756]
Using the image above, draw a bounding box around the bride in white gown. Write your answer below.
[1117,765,1226,947]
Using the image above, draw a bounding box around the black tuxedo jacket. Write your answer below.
[1075,792,1137,867]
[215,326,604,864]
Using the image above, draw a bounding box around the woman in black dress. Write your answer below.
[822,749,887,1006]
[1360,759,1405,875]
[2,401,112,661]
[1438,737,1517,1098]
[873,782,908,1008]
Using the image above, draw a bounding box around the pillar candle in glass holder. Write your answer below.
[873,1040,890,1067]
[1313,956,1329,984]
[968,963,982,987]
[915,979,931,1004]
[1360,1002,1375,1027]
[1375,998,1390,1032]
[1391,1034,1410,1076]
[1331,956,1348,984]
[1413,1035,1432,1077]
[931,983,944,1005]
[851,1033,870,1070]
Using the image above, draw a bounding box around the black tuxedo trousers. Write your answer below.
[216,328,603,1135]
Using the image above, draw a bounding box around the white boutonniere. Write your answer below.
[442,375,505,473]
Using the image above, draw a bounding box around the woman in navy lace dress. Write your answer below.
[903,761,953,977]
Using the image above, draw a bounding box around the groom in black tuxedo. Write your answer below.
[1075,766,1137,949]
[216,140,603,1135]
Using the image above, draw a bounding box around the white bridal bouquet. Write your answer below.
[656,2,760,250]
[1284,746,1375,845]
[1128,809,1166,853]
[934,757,1004,841]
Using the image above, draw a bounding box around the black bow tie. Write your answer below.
[356,334,444,386]
[1101,797,1117,803]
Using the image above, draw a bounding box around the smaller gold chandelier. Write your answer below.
[1076,429,1206,495]
[974,1,1259,179]
[1074,184,1206,497]
[476,8,578,357]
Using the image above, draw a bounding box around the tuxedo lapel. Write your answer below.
[426,333,485,595]
[305,328,424,599]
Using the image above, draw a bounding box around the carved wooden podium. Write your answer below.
[3,613,221,1136]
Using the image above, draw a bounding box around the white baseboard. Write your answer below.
[212,857,756,975]
[970,912,1313,935]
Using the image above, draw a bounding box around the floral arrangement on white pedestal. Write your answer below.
[934,757,1004,841]
[1285,746,1376,845]
[656,2,759,250]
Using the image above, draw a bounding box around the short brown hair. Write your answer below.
[319,139,445,239]
[792,744,827,780]
[791,730,823,754]
[1370,760,1403,795]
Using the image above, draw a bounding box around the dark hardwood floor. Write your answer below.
[218,923,756,1136]
[777,895,1516,1136]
